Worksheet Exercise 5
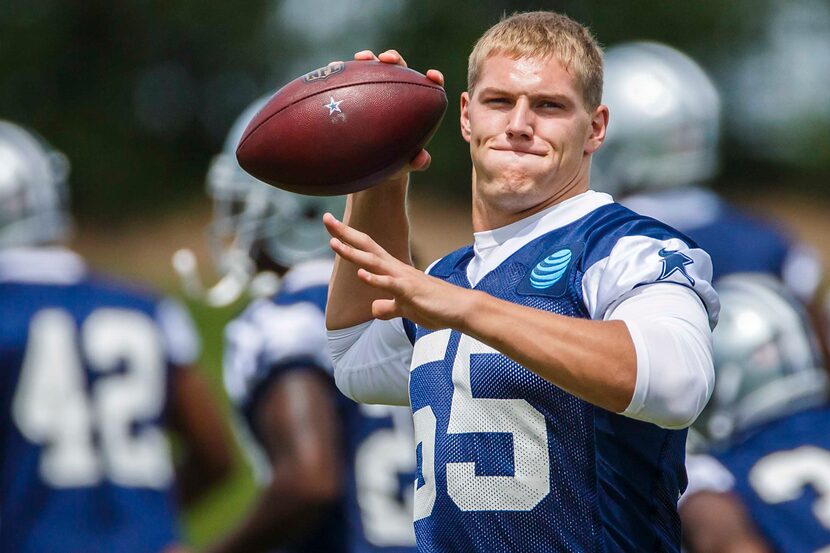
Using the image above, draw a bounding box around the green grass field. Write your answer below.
[179,300,257,548]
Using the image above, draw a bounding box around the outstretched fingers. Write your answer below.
[323,213,398,275]
[356,268,403,294]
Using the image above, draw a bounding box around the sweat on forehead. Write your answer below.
[467,11,604,111]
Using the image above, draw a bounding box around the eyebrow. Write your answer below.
[476,87,571,104]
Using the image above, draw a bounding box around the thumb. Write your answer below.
[409,149,432,172]
[372,298,401,320]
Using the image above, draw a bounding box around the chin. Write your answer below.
[478,175,542,212]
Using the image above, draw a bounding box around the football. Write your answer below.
[236,61,447,196]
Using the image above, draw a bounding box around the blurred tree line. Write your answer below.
[2,0,828,225]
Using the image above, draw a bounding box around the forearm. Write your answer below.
[456,284,713,425]
[168,369,233,506]
[207,472,336,553]
[460,290,636,412]
[211,373,342,553]
[327,178,412,329]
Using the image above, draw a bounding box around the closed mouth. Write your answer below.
[490,146,546,156]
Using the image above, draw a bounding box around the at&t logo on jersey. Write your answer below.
[530,249,572,289]
[518,243,582,298]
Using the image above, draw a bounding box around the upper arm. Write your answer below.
[327,317,413,406]
[166,365,233,460]
[607,283,715,428]
[221,299,343,497]
[578,226,719,428]
[156,297,232,476]
[254,369,342,496]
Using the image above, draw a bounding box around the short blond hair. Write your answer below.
[467,11,604,111]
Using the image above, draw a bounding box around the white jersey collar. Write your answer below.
[0,246,87,285]
[467,190,613,287]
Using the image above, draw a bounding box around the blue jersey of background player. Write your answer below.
[0,121,232,553]
[189,100,418,553]
[681,275,830,553]
[593,41,823,304]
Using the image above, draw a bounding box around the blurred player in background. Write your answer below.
[0,120,232,553]
[193,99,417,553]
[593,41,824,305]
[681,275,830,552]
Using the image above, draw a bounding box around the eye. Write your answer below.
[485,97,510,106]
[538,101,564,110]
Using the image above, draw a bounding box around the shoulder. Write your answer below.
[223,292,331,406]
[576,203,718,323]
[579,202,700,267]
[274,258,333,311]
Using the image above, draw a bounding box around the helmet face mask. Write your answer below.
[692,275,829,449]
[0,121,71,248]
[592,42,721,198]
[206,96,346,273]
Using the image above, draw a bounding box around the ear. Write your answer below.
[460,91,472,143]
[585,104,609,155]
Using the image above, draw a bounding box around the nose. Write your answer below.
[506,98,533,140]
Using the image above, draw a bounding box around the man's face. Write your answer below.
[461,54,607,227]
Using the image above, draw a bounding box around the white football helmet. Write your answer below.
[173,96,345,306]
[592,42,721,197]
[691,274,828,449]
[0,121,71,248]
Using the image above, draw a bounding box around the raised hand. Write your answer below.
[324,212,475,331]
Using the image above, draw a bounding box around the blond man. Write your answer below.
[325,11,719,552]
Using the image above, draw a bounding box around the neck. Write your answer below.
[471,166,591,232]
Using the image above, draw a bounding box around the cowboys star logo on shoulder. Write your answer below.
[304,62,345,83]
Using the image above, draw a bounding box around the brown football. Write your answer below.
[236,61,447,196]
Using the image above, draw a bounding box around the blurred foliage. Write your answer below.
[179,299,256,547]
[2,0,828,226]
[0,0,275,223]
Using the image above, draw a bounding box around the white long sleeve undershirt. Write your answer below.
[327,281,714,429]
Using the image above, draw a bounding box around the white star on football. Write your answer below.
[324,96,343,115]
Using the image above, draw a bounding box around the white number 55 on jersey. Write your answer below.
[411,330,550,518]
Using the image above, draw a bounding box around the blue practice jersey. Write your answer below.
[622,187,822,300]
[223,259,418,553]
[404,199,718,552]
[696,406,830,552]
[0,248,200,553]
